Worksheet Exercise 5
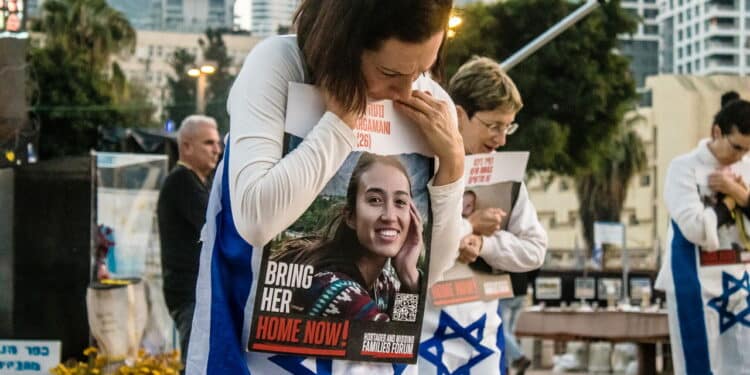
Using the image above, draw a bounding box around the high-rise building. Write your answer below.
[620,0,660,89]
[106,0,236,33]
[251,0,299,38]
[658,0,750,75]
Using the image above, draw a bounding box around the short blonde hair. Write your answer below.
[448,56,523,117]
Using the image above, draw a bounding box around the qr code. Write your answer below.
[392,293,419,322]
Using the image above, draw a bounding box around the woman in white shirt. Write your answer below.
[187,1,465,374]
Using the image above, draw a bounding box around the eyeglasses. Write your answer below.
[725,136,750,154]
[474,115,519,135]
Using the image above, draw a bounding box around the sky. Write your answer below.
[234,0,252,30]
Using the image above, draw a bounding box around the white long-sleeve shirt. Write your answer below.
[461,182,547,272]
[419,181,547,374]
[189,35,463,375]
[656,138,750,292]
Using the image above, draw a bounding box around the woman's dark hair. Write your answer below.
[272,153,412,273]
[294,0,452,115]
[714,99,750,135]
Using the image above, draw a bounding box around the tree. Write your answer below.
[575,119,648,252]
[444,0,645,252]
[164,48,198,128]
[29,0,152,159]
[165,28,236,133]
[445,0,638,174]
[200,28,235,133]
[36,0,135,69]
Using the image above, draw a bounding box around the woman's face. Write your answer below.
[462,192,476,218]
[360,32,444,102]
[347,162,412,258]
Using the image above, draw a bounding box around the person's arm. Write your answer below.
[408,83,465,288]
[426,177,464,287]
[664,157,719,249]
[227,37,356,248]
[478,183,547,272]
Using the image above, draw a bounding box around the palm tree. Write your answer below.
[38,0,135,69]
[574,114,648,254]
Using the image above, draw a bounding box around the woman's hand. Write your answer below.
[393,202,423,292]
[468,207,506,236]
[457,234,483,264]
[395,91,464,186]
[709,168,749,207]
[323,90,358,129]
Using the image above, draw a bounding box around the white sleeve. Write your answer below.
[478,183,548,272]
[426,177,464,287]
[419,78,465,287]
[227,37,356,248]
[664,157,719,249]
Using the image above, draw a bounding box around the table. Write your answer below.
[514,309,670,375]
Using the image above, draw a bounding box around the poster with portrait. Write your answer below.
[1,0,25,36]
[535,277,562,300]
[574,277,597,300]
[695,165,750,267]
[247,83,435,363]
[428,152,528,306]
[597,278,622,301]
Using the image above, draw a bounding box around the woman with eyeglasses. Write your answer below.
[418,57,547,375]
[656,99,750,374]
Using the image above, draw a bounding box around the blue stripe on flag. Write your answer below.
[670,220,712,374]
[206,143,255,375]
[497,303,507,375]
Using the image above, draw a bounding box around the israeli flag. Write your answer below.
[665,222,750,375]
[185,144,416,375]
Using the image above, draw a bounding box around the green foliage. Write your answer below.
[35,0,135,70]
[445,0,647,251]
[289,196,345,235]
[201,28,235,134]
[165,28,236,133]
[164,48,198,127]
[575,119,648,252]
[445,0,638,175]
[28,0,154,159]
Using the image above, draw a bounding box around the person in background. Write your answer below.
[655,100,750,374]
[419,57,547,375]
[157,115,221,365]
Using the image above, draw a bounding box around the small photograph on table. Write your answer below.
[629,277,652,302]
[597,278,622,301]
[574,277,596,300]
[535,277,562,300]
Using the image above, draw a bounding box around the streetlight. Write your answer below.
[447,12,462,39]
[187,63,216,114]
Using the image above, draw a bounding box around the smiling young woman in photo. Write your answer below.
[273,153,422,321]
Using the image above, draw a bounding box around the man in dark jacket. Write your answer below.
[158,115,220,363]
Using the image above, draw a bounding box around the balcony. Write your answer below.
[706,39,739,52]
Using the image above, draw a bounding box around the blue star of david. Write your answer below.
[419,311,493,375]
[269,355,332,375]
[392,363,407,375]
[707,271,750,333]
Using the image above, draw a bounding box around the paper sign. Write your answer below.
[463,152,529,186]
[285,82,433,156]
[0,340,61,374]
[574,277,596,299]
